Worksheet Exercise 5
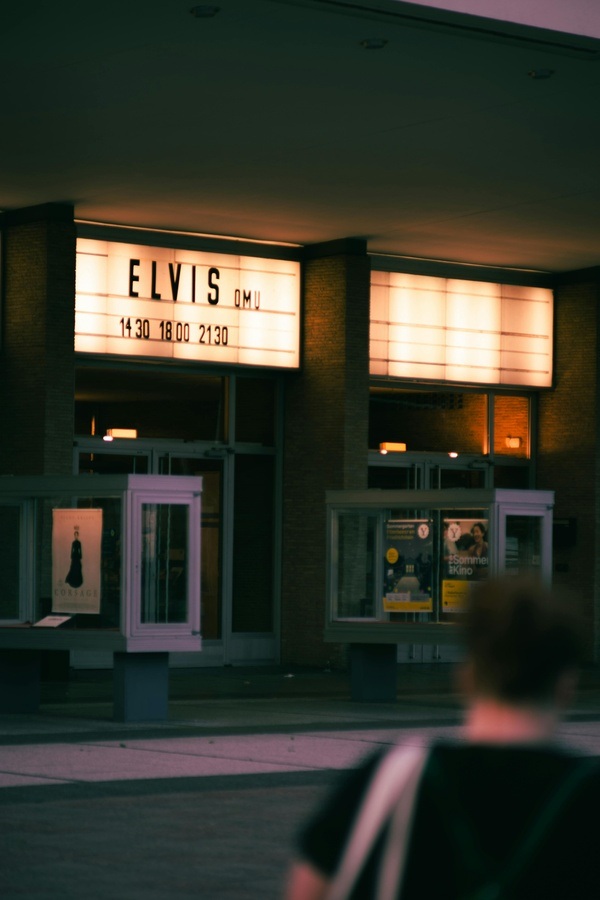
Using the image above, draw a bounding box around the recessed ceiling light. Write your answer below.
[190,5,220,17]
[528,68,555,79]
[360,38,388,50]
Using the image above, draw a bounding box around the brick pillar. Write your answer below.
[281,239,371,666]
[0,204,76,475]
[537,269,600,660]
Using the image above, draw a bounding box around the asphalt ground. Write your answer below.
[2,664,600,899]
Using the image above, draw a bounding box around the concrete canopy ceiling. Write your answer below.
[2,0,600,273]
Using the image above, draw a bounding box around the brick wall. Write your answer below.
[537,274,600,659]
[493,395,529,457]
[0,205,76,474]
[281,242,370,666]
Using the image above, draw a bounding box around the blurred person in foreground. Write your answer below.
[285,575,599,900]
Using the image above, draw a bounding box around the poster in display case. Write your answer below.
[326,489,554,644]
[52,508,103,614]
[442,517,489,613]
[383,518,433,612]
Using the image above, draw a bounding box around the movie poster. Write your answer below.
[383,519,433,612]
[442,517,489,613]
[52,508,103,614]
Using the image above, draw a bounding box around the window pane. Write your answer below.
[235,377,276,445]
[232,455,274,632]
[141,504,188,624]
[494,395,529,458]
[336,514,378,618]
[493,465,530,489]
[369,389,487,454]
[505,515,541,573]
[0,507,21,620]
[79,453,149,475]
[368,466,416,489]
[75,369,226,442]
[439,468,485,489]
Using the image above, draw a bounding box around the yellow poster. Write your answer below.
[441,579,471,613]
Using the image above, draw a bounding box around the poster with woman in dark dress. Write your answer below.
[52,509,102,614]
[65,530,83,587]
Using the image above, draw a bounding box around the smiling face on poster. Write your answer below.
[442,517,489,613]
[52,509,103,614]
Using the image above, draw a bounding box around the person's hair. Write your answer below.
[463,575,585,704]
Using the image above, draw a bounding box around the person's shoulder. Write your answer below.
[427,740,600,782]
[295,748,388,877]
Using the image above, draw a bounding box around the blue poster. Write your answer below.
[384,519,433,612]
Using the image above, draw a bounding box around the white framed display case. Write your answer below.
[0,475,202,720]
[325,488,554,645]
[0,474,202,651]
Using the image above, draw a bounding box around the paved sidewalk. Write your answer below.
[3,664,600,785]
[1,666,600,899]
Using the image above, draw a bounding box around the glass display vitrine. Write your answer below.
[325,488,554,644]
[0,475,202,653]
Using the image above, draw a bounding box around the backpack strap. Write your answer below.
[327,744,429,900]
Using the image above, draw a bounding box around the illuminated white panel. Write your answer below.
[446,282,502,368]
[75,239,301,369]
[382,274,447,380]
[75,333,106,354]
[389,329,445,362]
[370,274,391,376]
[447,278,502,299]
[370,282,389,322]
[388,359,445,379]
[76,249,108,295]
[499,284,553,386]
[370,272,553,388]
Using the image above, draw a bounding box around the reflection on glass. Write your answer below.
[160,457,222,639]
[505,515,541,573]
[336,514,377,618]
[141,504,188,624]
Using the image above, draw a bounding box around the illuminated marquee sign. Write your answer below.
[370,272,553,388]
[75,239,301,369]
